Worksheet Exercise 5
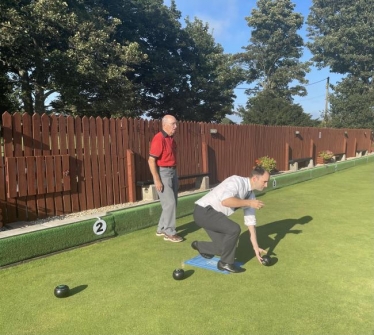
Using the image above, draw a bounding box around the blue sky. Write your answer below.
[164,0,343,122]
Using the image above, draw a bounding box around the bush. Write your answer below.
[318,150,334,160]
[255,156,277,172]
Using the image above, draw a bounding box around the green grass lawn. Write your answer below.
[1,164,373,335]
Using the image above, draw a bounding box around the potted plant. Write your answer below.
[317,150,334,164]
[255,156,277,174]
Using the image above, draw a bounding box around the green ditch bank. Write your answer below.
[1,155,373,267]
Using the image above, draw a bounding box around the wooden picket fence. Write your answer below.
[0,112,372,226]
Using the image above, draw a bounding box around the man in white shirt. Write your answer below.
[192,166,270,273]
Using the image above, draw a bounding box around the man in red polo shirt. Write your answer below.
[148,115,183,242]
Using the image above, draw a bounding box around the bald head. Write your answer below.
[162,114,177,136]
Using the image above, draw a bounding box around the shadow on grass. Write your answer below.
[176,220,201,239]
[182,269,195,280]
[236,215,313,265]
[69,285,88,297]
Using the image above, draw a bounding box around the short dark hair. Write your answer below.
[250,166,267,177]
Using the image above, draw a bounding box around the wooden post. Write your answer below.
[309,139,315,167]
[126,149,136,202]
[285,142,290,171]
[201,142,209,174]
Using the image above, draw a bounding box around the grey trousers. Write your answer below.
[193,205,241,264]
[157,167,178,235]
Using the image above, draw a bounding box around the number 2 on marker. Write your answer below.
[93,218,107,235]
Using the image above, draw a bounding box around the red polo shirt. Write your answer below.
[149,130,177,167]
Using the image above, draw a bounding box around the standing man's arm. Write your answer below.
[248,225,266,264]
[148,156,163,192]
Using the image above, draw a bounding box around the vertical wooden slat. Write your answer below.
[50,115,63,216]
[139,119,146,183]
[45,155,55,215]
[134,118,142,200]
[59,115,71,214]
[83,116,94,209]
[62,155,70,191]
[67,116,79,212]
[89,117,100,208]
[116,118,126,203]
[45,156,55,193]
[96,117,107,207]
[54,155,63,192]
[13,113,27,221]
[285,143,290,172]
[122,117,130,201]
[22,113,37,220]
[177,121,184,177]
[6,158,17,198]
[310,139,315,160]
[103,118,113,205]
[4,112,18,222]
[127,149,136,202]
[41,114,54,217]
[33,114,46,218]
[26,156,36,196]
[201,142,208,174]
[0,113,9,226]
[17,158,27,197]
[36,157,45,195]
[75,117,86,211]
[110,118,119,204]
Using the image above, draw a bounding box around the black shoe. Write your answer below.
[191,241,214,259]
[217,260,245,273]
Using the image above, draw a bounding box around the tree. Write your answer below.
[237,0,310,99]
[0,0,245,121]
[307,0,374,128]
[177,17,242,122]
[307,0,373,79]
[237,90,319,126]
[0,0,144,116]
[0,63,19,114]
[103,0,191,118]
[328,77,374,129]
[235,0,311,125]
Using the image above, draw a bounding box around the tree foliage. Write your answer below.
[307,0,374,128]
[328,77,374,129]
[0,63,19,114]
[177,18,242,122]
[0,0,145,116]
[237,90,319,126]
[307,0,373,79]
[0,0,241,121]
[235,0,313,125]
[237,0,310,99]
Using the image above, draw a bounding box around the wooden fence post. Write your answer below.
[309,139,315,167]
[201,142,209,174]
[126,149,136,203]
[285,142,290,171]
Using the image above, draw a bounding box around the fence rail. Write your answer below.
[0,112,372,226]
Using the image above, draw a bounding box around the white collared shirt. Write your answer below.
[195,175,256,226]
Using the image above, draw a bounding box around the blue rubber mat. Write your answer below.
[184,255,244,274]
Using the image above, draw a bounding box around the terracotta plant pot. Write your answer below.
[316,156,331,164]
